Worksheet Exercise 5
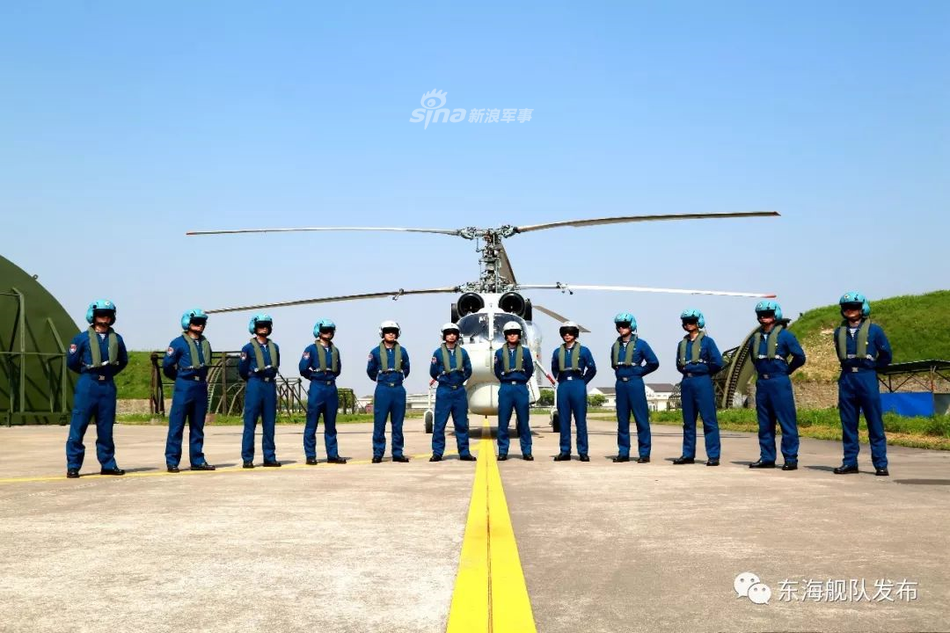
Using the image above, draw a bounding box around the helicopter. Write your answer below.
[188,211,779,434]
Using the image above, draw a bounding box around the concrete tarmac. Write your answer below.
[0,418,948,633]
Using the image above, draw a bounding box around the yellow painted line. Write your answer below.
[0,439,483,486]
[447,426,536,633]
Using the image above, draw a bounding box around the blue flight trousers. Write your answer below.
[838,370,888,469]
[242,378,278,463]
[617,377,651,459]
[373,383,406,458]
[66,374,119,470]
[680,374,721,460]
[165,378,209,467]
[497,382,532,456]
[432,385,471,457]
[557,379,589,455]
[755,375,799,463]
[304,381,341,460]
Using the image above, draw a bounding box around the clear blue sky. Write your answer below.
[1,1,947,392]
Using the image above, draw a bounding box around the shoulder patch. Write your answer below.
[69,343,78,354]
[166,347,175,356]
[241,352,247,360]
[303,352,310,360]
[431,356,437,364]
[368,353,373,360]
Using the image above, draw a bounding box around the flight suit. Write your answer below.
[493,345,534,457]
[65,327,129,471]
[611,336,660,459]
[367,343,411,459]
[551,343,597,456]
[239,337,281,463]
[163,333,213,468]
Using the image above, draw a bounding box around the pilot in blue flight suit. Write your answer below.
[493,320,534,461]
[429,322,476,462]
[65,299,129,478]
[239,314,281,468]
[367,320,411,463]
[674,309,724,466]
[747,301,806,471]
[162,308,217,473]
[551,321,597,462]
[833,292,893,476]
[299,319,347,465]
[609,312,659,464]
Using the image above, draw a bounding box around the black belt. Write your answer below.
[379,382,401,388]
[311,379,336,386]
[440,384,462,390]
[252,376,273,382]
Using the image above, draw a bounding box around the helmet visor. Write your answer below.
[681,317,699,326]
[841,302,863,312]
[756,310,775,319]
[615,321,632,330]
[319,326,335,334]
[382,327,399,336]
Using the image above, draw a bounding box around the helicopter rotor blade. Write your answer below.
[187,226,463,237]
[519,283,776,299]
[205,286,461,314]
[497,242,518,285]
[532,303,591,333]
[513,211,779,234]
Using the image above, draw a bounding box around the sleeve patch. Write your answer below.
[240,352,247,360]
[69,344,78,354]
[303,352,310,360]
[166,347,175,356]
[431,356,437,364]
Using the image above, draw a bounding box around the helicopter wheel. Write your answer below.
[550,410,561,433]
[424,410,434,434]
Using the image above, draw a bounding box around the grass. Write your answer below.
[116,412,422,425]
[115,351,156,399]
[788,289,950,381]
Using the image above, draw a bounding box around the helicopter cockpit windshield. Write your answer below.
[457,313,529,345]
[458,313,490,344]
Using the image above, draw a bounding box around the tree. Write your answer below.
[588,393,607,407]
[537,389,555,406]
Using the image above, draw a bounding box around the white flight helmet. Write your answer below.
[441,322,461,338]
[379,320,401,338]
[559,320,580,337]
[502,321,523,336]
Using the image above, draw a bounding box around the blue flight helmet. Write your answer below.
[839,291,871,317]
[313,319,336,337]
[680,308,705,329]
[754,300,783,320]
[181,308,209,330]
[85,299,116,324]
[613,312,637,331]
[248,313,274,334]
